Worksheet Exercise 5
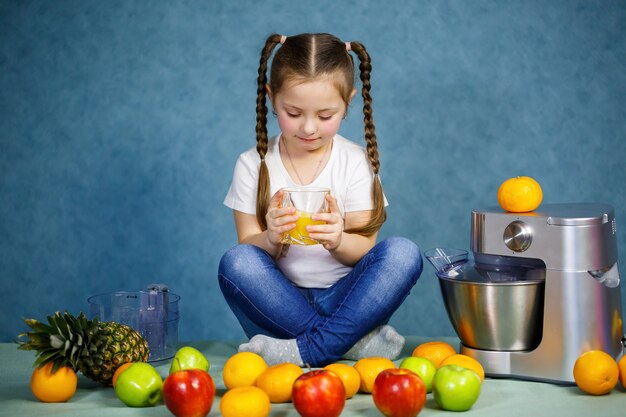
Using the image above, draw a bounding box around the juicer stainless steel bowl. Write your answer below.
[438,276,545,351]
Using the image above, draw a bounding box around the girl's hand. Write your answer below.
[308,194,344,251]
[265,189,299,246]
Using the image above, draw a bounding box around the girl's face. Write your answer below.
[269,78,355,153]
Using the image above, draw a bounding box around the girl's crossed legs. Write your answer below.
[218,237,423,366]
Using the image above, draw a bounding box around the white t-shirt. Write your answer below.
[224,134,387,288]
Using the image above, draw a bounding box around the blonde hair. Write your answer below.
[255,33,386,236]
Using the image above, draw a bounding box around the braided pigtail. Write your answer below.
[347,41,387,236]
[255,34,282,230]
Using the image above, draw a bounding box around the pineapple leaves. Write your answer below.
[17,310,148,385]
[17,311,93,373]
[33,349,60,368]
[51,361,64,373]
[48,312,71,340]
[15,332,35,350]
[70,344,80,364]
[23,318,55,334]
[50,334,65,349]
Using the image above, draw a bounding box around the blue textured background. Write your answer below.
[1,0,625,343]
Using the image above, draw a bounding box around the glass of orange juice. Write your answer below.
[281,187,330,245]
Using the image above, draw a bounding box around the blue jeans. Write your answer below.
[218,237,423,366]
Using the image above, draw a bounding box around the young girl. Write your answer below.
[219,33,422,367]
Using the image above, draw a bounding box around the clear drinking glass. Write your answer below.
[280,187,330,245]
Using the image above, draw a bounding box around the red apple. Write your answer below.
[372,368,426,417]
[162,369,215,417]
[292,369,345,417]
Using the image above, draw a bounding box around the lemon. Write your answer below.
[255,362,303,403]
[220,386,271,417]
[353,357,396,394]
[411,340,457,368]
[323,363,361,398]
[222,352,269,389]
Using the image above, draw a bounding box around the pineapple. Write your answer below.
[17,311,149,386]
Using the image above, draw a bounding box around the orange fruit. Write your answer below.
[618,355,626,389]
[324,363,361,398]
[223,352,269,389]
[440,354,485,382]
[497,176,543,213]
[220,386,271,417]
[573,350,619,395]
[353,357,396,394]
[112,362,134,387]
[30,362,78,402]
[411,341,457,368]
[255,362,303,403]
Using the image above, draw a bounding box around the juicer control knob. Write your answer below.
[503,220,533,252]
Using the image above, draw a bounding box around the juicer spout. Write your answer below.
[588,262,620,288]
[424,248,469,278]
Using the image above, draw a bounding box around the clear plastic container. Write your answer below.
[88,285,180,363]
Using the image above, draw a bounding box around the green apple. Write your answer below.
[399,356,437,393]
[169,346,210,374]
[432,365,481,411]
[114,362,163,407]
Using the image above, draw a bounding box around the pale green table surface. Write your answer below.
[1,336,624,417]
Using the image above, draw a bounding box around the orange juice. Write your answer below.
[283,211,326,245]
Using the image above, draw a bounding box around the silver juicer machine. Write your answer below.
[427,203,624,384]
